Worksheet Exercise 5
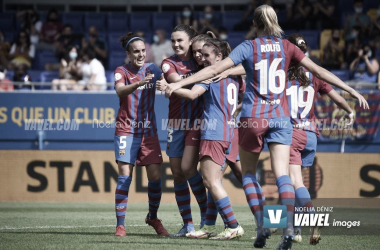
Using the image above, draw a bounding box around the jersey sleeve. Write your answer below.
[285,40,306,65]
[237,76,246,93]
[148,63,163,82]
[114,67,127,86]
[315,78,333,95]
[161,59,177,79]
[228,40,253,66]
[195,82,210,91]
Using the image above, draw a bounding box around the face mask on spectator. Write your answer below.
[205,13,213,19]
[355,8,363,14]
[183,11,191,18]
[153,35,160,43]
[0,72,4,80]
[219,34,228,41]
[305,51,310,57]
[69,52,78,60]
[377,9,380,16]
[366,50,372,58]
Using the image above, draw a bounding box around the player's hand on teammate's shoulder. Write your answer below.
[213,69,230,82]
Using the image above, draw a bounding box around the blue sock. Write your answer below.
[148,180,162,220]
[115,175,132,227]
[174,181,193,226]
[205,190,218,226]
[215,196,238,229]
[276,175,295,235]
[243,174,265,229]
[187,172,207,219]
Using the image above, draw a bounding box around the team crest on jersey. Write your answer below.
[115,73,122,81]
[119,150,125,156]
[162,63,170,73]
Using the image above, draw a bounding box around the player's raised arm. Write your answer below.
[165,57,235,96]
[115,74,154,98]
[299,56,369,109]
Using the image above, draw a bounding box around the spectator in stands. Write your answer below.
[218,27,228,41]
[78,45,106,91]
[39,8,63,50]
[151,29,172,67]
[285,0,312,30]
[8,30,35,70]
[0,65,13,91]
[177,5,198,31]
[345,0,370,42]
[322,29,345,70]
[81,26,108,66]
[234,0,260,31]
[346,26,364,65]
[198,5,219,36]
[0,31,11,67]
[13,64,32,90]
[16,9,42,45]
[310,0,336,29]
[52,45,82,91]
[348,44,379,88]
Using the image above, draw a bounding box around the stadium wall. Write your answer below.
[0,151,379,203]
[0,92,379,152]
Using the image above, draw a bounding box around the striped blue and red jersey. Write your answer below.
[161,54,203,129]
[114,63,162,137]
[287,69,333,136]
[228,36,305,119]
[196,76,244,142]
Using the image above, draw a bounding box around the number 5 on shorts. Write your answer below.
[119,136,127,149]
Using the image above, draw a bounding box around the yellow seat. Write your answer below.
[319,29,345,64]
[367,9,378,20]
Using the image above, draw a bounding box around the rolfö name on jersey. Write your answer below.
[260,43,281,53]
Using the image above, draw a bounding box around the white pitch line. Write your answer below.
[0,223,255,231]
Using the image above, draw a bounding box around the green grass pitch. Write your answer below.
[0,202,379,250]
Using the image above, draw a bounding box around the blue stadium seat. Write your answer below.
[0,13,15,31]
[34,50,59,70]
[84,13,106,32]
[152,13,175,34]
[62,13,84,33]
[299,30,320,50]
[5,70,14,81]
[222,11,244,31]
[28,70,42,82]
[3,31,15,44]
[130,13,152,32]
[105,70,115,90]
[227,32,246,49]
[108,33,124,52]
[331,70,350,81]
[40,71,59,82]
[107,13,129,33]
[108,52,126,71]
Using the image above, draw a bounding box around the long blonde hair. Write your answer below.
[254,5,283,38]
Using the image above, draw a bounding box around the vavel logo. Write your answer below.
[264,205,330,228]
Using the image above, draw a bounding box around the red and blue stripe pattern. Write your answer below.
[215,196,238,228]
[115,175,132,226]
[197,77,239,142]
[276,175,295,234]
[174,181,193,226]
[187,172,207,220]
[205,190,218,226]
[115,63,159,137]
[147,180,162,220]
[164,55,203,129]
[242,174,266,229]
